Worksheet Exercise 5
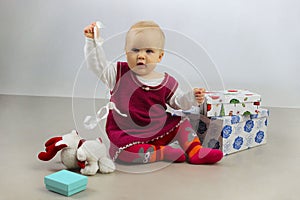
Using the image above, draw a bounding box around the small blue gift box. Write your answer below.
[44,170,88,196]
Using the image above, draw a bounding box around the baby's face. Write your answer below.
[125,28,164,77]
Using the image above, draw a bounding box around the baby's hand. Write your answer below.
[193,88,206,105]
[83,22,97,39]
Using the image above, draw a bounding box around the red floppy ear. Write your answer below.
[38,136,67,161]
[44,136,62,147]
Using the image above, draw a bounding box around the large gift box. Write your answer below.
[196,108,269,155]
[44,170,88,196]
[204,89,261,117]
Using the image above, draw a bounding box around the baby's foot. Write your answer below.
[188,148,223,164]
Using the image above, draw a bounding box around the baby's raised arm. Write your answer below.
[83,22,117,90]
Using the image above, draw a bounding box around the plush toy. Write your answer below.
[38,130,116,175]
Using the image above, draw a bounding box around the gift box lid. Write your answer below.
[44,170,88,196]
[205,89,261,104]
[211,108,269,124]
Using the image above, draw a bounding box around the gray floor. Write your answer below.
[0,94,299,200]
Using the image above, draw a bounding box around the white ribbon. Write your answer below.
[94,21,104,46]
[84,102,127,130]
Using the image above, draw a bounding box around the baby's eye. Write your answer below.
[131,48,139,53]
[146,49,154,54]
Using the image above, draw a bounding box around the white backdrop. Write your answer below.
[0,0,299,108]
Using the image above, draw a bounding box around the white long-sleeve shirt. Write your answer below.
[84,37,199,111]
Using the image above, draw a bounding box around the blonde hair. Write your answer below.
[125,21,165,50]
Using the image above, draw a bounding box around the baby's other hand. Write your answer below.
[83,22,97,39]
[193,88,206,104]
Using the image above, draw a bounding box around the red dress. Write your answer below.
[106,62,183,159]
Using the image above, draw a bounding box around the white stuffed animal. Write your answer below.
[38,130,115,175]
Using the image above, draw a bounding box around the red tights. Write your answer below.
[116,119,223,164]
